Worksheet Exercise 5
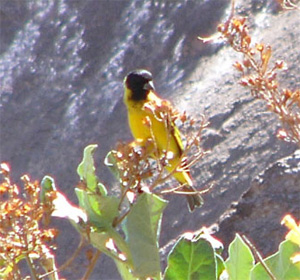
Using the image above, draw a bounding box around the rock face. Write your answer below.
[216,150,300,257]
[0,0,299,279]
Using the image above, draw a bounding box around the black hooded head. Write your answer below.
[125,69,155,101]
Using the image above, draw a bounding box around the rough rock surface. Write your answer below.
[0,0,299,279]
[215,150,300,257]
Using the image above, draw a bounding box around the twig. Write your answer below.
[113,208,131,227]
[81,250,101,280]
[159,182,213,196]
[159,184,188,194]
[25,253,39,280]
[59,236,85,271]
[241,235,277,280]
[21,230,39,280]
[39,269,59,280]
[118,186,131,211]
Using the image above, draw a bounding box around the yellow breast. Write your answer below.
[128,107,182,159]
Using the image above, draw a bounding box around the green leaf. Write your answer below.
[72,190,134,274]
[75,188,119,228]
[115,258,139,280]
[165,234,217,280]
[251,240,300,280]
[77,144,106,194]
[88,228,133,266]
[40,175,57,202]
[104,150,120,180]
[225,233,255,280]
[123,193,167,278]
[71,190,134,277]
[216,253,226,279]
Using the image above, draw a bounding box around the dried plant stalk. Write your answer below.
[216,1,300,145]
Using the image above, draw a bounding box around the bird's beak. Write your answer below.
[143,81,155,91]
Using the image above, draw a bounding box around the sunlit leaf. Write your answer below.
[123,192,167,278]
[40,175,56,202]
[104,150,121,180]
[251,240,300,280]
[225,234,255,280]
[165,234,217,280]
[51,191,87,224]
[75,188,119,228]
[77,144,106,195]
[88,228,133,266]
[216,253,226,279]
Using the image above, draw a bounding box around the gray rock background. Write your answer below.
[0,0,299,279]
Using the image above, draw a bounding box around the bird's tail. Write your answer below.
[182,185,204,212]
[171,169,203,212]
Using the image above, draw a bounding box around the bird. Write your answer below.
[123,69,203,212]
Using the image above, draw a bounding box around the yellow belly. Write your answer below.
[128,107,176,154]
[126,98,193,186]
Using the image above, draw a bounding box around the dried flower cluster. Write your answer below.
[0,163,58,280]
[218,4,300,145]
[111,141,153,190]
[110,100,208,204]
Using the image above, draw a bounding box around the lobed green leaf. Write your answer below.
[165,235,217,280]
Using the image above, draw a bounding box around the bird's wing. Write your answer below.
[170,121,184,156]
[145,92,185,157]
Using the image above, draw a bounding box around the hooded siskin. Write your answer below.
[123,69,203,211]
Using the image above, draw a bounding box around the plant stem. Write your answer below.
[81,250,101,280]
[60,236,85,271]
[241,235,276,280]
[25,253,39,280]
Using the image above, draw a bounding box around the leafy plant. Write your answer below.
[1,154,299,279]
